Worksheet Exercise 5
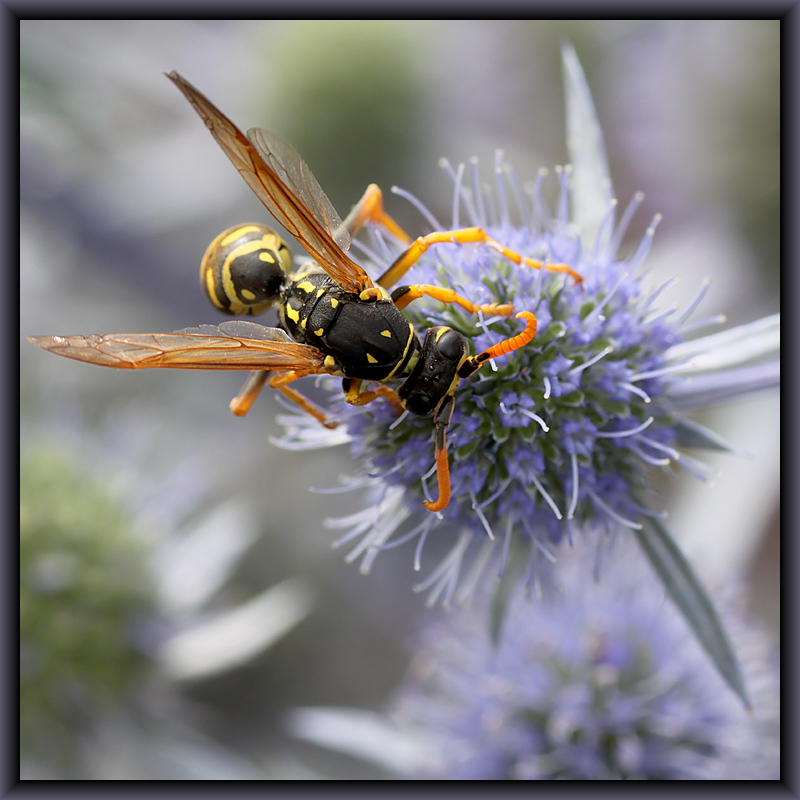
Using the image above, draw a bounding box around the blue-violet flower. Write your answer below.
[387,548,780,780]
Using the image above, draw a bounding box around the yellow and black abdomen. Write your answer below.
[200,223,292,316]
[281,273,418,381]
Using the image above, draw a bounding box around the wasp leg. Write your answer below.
[377,227,583,289]
[391,284,514,317]
[459,311,538,379]
[423,395,455,513]
[343,378,405,415]
[230,370,270,417]
[269,371,338,429]
[342,184,411,243]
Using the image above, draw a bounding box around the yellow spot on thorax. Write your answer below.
[314,328,324,337]
[296,280,316,294]
[330,297,339,308]
[285,304,301,323]
[366,353,378,364]
[381,330,392,338]
[324,355,336,369]
[316,288,325,298]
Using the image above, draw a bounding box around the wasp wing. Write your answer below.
[247,128,350,254]
[167,71,371,294]
[28,323,326,373]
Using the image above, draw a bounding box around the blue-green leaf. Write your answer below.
[634,517,750,708]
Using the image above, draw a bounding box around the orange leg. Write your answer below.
[423,395,455,513]
[477,310,538,361]
[269,371,338,429]
[460,311,538,378]
[377,227,583,289]
[230,370,270,417]
[343,378,405,415]
[423,432,451,513]
[342,184,411,242]
[392,284,513,317]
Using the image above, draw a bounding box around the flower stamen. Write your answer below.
[518,407,550,432]
[619,381,652,403]
[495,150,510,229]
[587,490,643,530]
[679,313,727,334]
[470,492,496,540]
[531,474,563,520]
[476,476,514,510]
[414,530,472,608]
[610,190,645,256]
[595,416,655,438]
[631,445,671,466]
[678,278,712,325]
[629,362,694,382]
[391,185,444,230]
[570,346,614,377]
[638,436,681,460]
[567,453,580,519]
[469,157,486,228]
[629,213,662,271]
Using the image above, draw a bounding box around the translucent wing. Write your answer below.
[167,71,371,294]
[248,129,350,254]
[28,323,326,373]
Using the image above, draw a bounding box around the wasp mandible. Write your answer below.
[30,72,582,513]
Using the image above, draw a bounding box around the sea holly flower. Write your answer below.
[391,552,780,780]
[290,547,779,780]
[273,46,779,706]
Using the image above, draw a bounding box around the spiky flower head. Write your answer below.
[276,163,777,606]
[387,549,780,780]
[273,49,779,701]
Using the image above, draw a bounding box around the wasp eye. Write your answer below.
[436,329,466,361]
[201,223,291,316]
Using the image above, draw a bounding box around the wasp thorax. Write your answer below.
[200,223,292,316]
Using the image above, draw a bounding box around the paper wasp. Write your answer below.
[29,72,581,513]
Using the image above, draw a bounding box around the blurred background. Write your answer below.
[20,20,779,779]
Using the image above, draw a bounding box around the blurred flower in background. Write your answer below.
[21,444,152,775]
[291,545,779,779]
[21,20,779,780]
[21,430,314,779]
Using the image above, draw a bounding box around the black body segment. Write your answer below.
[280,271,419,381]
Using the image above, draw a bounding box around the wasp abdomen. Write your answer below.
[201,223,291,316]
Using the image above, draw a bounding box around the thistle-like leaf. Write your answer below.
[634,517,750,708]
